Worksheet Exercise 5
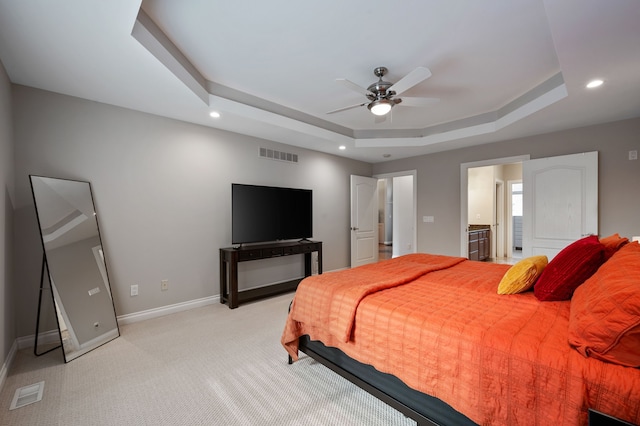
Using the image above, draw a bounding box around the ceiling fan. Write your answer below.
[327,66,439,116]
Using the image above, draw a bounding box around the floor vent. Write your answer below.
[10,381,44,410]
[259,147,298,164]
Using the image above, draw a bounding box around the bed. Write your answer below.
[281,235,640,425]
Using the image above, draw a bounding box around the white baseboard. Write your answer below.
[2,292,276,392]
[116,295,219,325]
[11,295,219,359]
[17,329,60,351]
[0,340,18,392]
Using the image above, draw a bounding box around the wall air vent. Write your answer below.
[259,147,298,164]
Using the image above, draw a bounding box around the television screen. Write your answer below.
[232,184,312,244]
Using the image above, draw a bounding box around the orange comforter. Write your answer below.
[281,254,640,426]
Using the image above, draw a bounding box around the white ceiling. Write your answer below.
[1,0,639,163]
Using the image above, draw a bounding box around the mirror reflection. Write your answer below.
[30,175,119,362]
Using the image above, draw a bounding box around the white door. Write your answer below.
[522,151,598,259]
[350,175,379,267]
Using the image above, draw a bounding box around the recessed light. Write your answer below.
[209,111,221,118]
[339,145,346,150]
[586,79,603,89]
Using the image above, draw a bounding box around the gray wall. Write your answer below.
[6,82,640,350]
[0,60,15,377]
[373,118,640,256]
[11,85,371,338]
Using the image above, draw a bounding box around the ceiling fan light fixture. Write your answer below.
[368,99,392,116]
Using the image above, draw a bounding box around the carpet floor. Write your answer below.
[0,292,415,425]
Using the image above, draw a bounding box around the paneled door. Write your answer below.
[522,151,598,259]
[350,175,379,267]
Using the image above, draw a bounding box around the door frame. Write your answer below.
[506,179,522,258]
[494,179,505,258]
[460,155,530,257]
[374,170,417,257]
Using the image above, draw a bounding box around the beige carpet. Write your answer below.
[0,293,415,425]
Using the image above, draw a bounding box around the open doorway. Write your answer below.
[508,180,523,259]
[461,156,529,262]
[377,178,393,260]
[375,170,417,260]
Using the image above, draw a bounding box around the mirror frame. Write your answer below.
[30,175,120,362]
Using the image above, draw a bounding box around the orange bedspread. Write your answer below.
[281,254,640,426]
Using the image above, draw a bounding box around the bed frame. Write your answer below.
[290,336,632,426]
[291,335,475,426]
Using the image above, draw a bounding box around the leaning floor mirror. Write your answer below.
[30,175,119,362]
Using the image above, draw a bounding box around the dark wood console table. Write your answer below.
[219,240,322,309]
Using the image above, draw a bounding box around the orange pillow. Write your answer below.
[497,255,548,295]
[599,233,629,261]
[534,235,604,301]
[568,242,640,367]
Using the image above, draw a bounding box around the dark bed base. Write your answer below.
[294,335,476,426]
[291,336,635,426]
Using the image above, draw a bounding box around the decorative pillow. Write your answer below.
[599,233,629,261]
[497,255,548,295]
[568,242,640,367]
[533,235,605,301]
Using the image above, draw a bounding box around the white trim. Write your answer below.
[18,297,218,349]
[17,329,60,351]
[494,179,505,258]
[116,295,219,325]
[0,340,18,392]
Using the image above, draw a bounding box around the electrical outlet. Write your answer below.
[630,150,638,160]
[161,280,168,291]
[130,284,138,297]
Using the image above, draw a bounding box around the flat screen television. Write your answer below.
[232,183,313,244]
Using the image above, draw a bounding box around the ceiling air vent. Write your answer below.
[260,147,298,164]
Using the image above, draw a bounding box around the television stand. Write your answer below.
[219,240,322,309]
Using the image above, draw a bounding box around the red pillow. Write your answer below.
[534,235,605,301]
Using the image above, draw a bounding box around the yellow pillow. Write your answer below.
[497,255,548,295]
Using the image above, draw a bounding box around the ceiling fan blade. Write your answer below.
[398,96,440,107]
[326,102,367,114]
[388,67,432,95]
[336,78,372,96]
